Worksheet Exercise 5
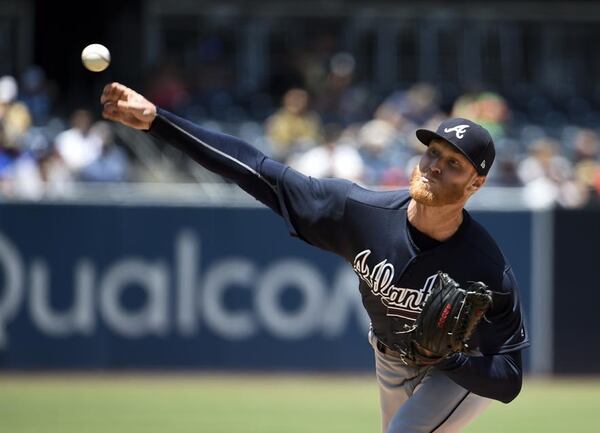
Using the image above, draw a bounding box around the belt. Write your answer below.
[376,340,407,360]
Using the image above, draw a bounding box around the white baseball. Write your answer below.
[81,44,111,72]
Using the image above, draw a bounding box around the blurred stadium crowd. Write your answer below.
[2,54,600,208]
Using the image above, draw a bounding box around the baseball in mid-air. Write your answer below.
[81,44,111,72]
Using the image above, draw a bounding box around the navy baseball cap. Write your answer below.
[416,118,495,176]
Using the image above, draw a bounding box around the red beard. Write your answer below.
[409,166,467,206]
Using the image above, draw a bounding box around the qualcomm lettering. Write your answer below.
[352,249,437,321]
[0,230,369,349]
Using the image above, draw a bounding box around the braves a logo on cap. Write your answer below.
[444,124,470,139]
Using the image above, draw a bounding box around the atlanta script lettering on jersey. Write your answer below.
[352,249,437,321]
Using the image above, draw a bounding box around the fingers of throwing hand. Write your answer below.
[116,99,134,111]
[102,105,146,129]
[102,101,118,120]
[101,82,130,104]
[102,99,135,118]
[101,83,118,104]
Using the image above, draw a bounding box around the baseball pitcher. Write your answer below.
[101,82,529,433]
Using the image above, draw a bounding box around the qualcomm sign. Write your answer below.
[0,230,369,349]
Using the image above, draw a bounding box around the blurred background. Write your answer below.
[0,1,599,432]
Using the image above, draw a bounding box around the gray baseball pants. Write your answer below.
[368,330,492,433]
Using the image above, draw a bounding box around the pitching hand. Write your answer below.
[101,82,157,130]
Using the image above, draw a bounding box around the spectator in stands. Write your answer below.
[79,121,129,182]
[20,66,53,126]
[370,86,445,187]
[0,75,32,150]
[265,88,322,161]
[488,157,523,187]
[571,128,599,191]
[518,137,587,208]
[54,109,102,175]
[484,138,523,187]
[356,118,406,186]
[518,138,571,184]
[0,122,19,183]
[376,83,442,134]
[288,124,364,183]
[452,91,509,140]
[36,143,75,198]
[0,118,70,200]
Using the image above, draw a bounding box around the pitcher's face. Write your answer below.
[410,139,484,206]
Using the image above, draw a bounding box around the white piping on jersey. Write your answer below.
[160,114,278,194]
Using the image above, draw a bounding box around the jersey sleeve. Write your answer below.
[260,158,353,256]
[437,350,523,403]
[477,266,530,355]
[148,108,353,258]
[148,108,281,213]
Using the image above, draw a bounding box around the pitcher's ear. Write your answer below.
[471,176,486,191]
